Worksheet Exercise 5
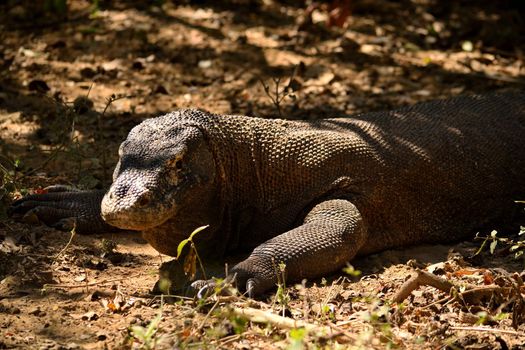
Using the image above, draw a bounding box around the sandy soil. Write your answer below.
[1,1,524,349]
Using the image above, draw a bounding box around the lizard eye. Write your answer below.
[175,159,183,170]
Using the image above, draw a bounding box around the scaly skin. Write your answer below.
[11,92,525,297]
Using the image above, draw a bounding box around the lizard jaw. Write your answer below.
[100,190,174,230]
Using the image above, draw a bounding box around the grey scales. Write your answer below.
[11,91,525,296]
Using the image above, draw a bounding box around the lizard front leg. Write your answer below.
[10,186,117,234]
[228,199,367,297]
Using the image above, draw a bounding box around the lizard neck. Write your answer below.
[207,114,289,210]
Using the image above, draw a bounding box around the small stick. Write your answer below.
[393,269,454,303]
[233,306,323,332]
[43,273,144,289]
[231,306,356,342]
[53,226,76,261]
[460,286,511,305]
[450,326,525,336]
[393,269,513,306]
[420,295,451,309]
[212,334,241,346]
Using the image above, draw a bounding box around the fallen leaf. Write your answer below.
[454,269,484,277]
[184,248,197,280]
[81,311,98,321]
[483,271,494,285]
[74,274,86,282]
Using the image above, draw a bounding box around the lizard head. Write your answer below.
[100,109,218,235]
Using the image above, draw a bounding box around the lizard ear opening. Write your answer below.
[166,154,185,171]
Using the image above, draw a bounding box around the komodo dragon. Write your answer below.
[11,92,525,296]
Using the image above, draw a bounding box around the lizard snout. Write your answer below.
[100,183,162,230]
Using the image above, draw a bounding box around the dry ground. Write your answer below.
[1,0,525,349]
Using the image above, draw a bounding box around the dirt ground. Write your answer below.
[1,0,525,349]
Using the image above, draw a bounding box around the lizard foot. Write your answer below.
[10,186,114,234]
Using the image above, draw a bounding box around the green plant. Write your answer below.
[286,328,306,350]
[91,0,100,13]
[358,301,396,348]
[343,264,362,278]
[130,309,164,350]
[275,262,290,314]
[475,230,500,255]
[510,226,525,259]
[176,225,209,280]
[230,315,248,334]
[475,227,525,260]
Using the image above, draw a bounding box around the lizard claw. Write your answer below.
[246,278,257,299]
[51,217,77,231]
[190,279,216,299]
[191,274,240,299]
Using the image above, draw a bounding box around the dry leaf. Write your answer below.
[74,274,86,282]
[184,248,197,280]
[453,269,484,277]
[483,271,494,285]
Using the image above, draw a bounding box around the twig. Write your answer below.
[52,226,76,261]
[393,269,454,303]
[145,293,194,302]
[231,306,355,342]
[212,334,241,346]
[182,299,221,346]
[394,268,515,309]
[512,272,525,329]
[449,326,525,336]
[421,295,451,309]
[316,276,344,319]
[20,142,70,178]
[460,285,512,305]
[42,273,144,289]
[324,321,359,343]
[20,95,77,179]
[391,53,525,84]
[97,94,130,183]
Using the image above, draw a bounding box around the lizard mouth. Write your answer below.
[101,210,172,230]
[100,191,175,230]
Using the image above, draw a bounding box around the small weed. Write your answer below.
[176,225,209,281]
[90,0,100,15]
[100,238,117,255]
[475,311,489,325]
[343,263,362,278]
[275,262,290,314]
[474,230,499,255]
[130,308,164,350]
[286,328,306,350]
[475,227,525,261]
[230,315,248,334]
[358,301,397,348]
[259,67,299,117]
